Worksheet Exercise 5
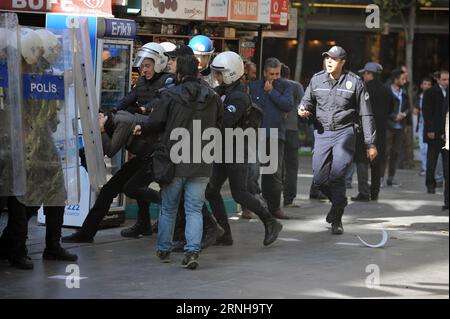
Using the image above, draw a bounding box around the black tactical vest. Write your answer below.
[134,72,175,106]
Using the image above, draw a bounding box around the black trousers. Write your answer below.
[206,163,272,232]
[26,206,65,249]
[80,157,151,238]
[356,158,382,198]
[283,130,300,204]
[426,139,449,206]
[0,196,28,256]
[382,128,404,180]
[261,138,285,213]
[312,126,356,209]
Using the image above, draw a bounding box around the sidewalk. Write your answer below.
[0,157,448,299]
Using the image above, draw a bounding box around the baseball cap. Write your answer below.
[322,46,347,59]
[359,62,383,74]
[164,44,194,58]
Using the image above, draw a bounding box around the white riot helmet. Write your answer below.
[133,42,167,73]
[19,27,44,65]
[35,29,61,64]
[210,51,244,85]
[160,42,176,53]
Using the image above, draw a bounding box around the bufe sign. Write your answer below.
[0,0,112,16]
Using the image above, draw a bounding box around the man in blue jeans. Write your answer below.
[134,55,223,269]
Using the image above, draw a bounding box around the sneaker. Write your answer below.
[156,250,171,263]
[331,221,344,235]
[380,178,385,188]
[181,252,199,270]
[120,223,152,238]
[419,170,426,176]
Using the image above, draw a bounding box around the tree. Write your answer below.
[294,1,317,83]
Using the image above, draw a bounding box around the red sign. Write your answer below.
[270,0,289,26]
[0,0,112,16]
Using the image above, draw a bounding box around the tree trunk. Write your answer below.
[294,21,307,83]
[404,3,416,167]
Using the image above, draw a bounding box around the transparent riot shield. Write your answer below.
[0,13,26,197]
[73,17,107,191]
[19,27,79,206]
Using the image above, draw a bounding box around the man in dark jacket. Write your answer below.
[299,46,377,235]
[423,70,449,209]
[381,69,409,187]
[204,51,283,247]
[134,56,223,270]
[352,62,393,201]
[249,58,295,220]
[281,63,304,207]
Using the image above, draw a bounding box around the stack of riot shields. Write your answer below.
[1,12,107,209]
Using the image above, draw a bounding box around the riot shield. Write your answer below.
[73,17,107,191]
[0,13,26,197]
[19,27,79,206]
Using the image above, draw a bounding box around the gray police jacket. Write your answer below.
[301,70,376,145]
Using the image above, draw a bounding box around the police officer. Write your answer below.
[62,43,174,242]
[205,51,283,246]
[299,46,377,235]
[188,35,218,88]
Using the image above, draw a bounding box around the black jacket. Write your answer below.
[354,79,393,163]
[301,70,376,145]
[139,78,223,178]
[387,86,410,130]
[101,111,158,158]
[115,72,175,114]
[423,84,449,143]
[215,81,252,163]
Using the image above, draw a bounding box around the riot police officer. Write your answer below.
[299,46,377,235]
[206,51,283,246]
[188,35,218,88]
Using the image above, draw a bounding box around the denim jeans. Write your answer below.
[418,121,428,173]
[157,177,209,253]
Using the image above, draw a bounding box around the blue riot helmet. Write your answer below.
[188,35,215,72]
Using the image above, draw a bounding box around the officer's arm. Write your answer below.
[268,84,294,112]
[299,81,316,113]
[101,122,130,158]
[216,95,224,130]
[140,95,170,134]
[223,95,248,128]
[115,88,138,112]
[356,80,376,146]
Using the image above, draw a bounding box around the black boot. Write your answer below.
[43,207,78,262]
[120,201,152,238]
[263,218,283,246]
[201,212,224,250]
[331,221,344,235]
[214,223,233,246]
[9,254,34,270]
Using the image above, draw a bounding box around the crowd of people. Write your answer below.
[1,32,448,271]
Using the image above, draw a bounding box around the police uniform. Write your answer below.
[301,46,376,229]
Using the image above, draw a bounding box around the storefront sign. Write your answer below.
[104,18,136,38]
[206,0,228,21]
[229,0,258,22]
[0,0,112,16]
[258,0,270,24]
[141,0,206,20]
[270,0,289,26]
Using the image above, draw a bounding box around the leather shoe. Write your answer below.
[263,219,283,246]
